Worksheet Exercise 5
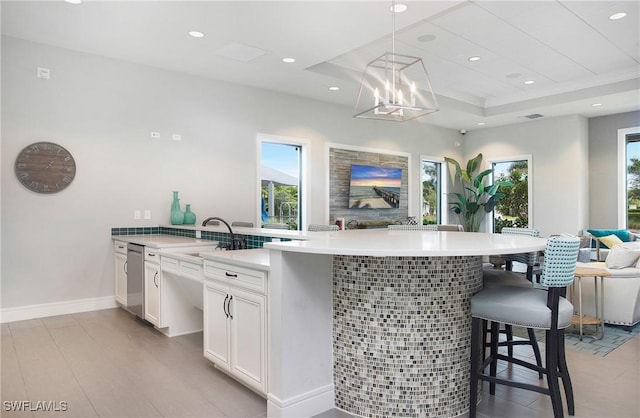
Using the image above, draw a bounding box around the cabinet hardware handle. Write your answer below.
[124,261,128,274]
[227,295,233,320]
[225,272,237,277]
[154,272,158,288]
[223,294,229,318]
[147,253,156,257]
[118,245,125,249]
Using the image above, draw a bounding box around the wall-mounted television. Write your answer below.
[348,164,402,209]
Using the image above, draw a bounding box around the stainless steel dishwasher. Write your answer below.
[126,243,145,318]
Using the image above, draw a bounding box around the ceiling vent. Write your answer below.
[214,42,267,62]
[523,113,544,119]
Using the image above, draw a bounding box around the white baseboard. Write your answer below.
[267,384,334,418]
[1,296,119,323]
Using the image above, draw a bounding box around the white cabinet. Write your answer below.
[114,241,127,305]
[203,260,267,394]
[144,248,163,327]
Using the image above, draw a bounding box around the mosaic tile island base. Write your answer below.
[333,255,483,418]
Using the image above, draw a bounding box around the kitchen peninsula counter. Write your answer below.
[263,229,547,418]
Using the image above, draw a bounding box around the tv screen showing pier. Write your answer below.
[348,164,401,209]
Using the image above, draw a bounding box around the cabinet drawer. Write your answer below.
[204,261,266,294]
[114,240,127,255]
[145,248,160,264]
[161,256,180,273]
[180,261,202,280]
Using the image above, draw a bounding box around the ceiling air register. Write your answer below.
[354,0,439,122]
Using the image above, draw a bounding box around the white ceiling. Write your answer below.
[2,0,639,131]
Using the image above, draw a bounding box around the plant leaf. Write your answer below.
[473,169,493,188]
[444,157,462,183]
[466,153,483,175]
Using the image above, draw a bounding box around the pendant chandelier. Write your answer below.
[353,1,439,122]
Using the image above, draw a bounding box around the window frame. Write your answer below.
[617,126,640,229]
[256,133,309,231]
[419,155,447,225]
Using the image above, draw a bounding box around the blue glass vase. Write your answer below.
[170,191,184,225]
[183,204,196,225]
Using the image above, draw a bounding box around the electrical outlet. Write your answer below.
[37,67,50,80]
[144,210,151,220]
[195,230,202,239]
[172,134,182,141]
[134,210,141,220]
[150,132,160,139]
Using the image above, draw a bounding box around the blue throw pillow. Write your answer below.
[587,229,631,248]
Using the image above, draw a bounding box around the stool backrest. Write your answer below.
[540,235,580,288]
[264,223,290,230]
[308,224,339,231]
[501,227,540,266]
[436,224,464,231]
[388,224,434,231]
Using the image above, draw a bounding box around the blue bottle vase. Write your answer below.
[170,191,184,225]
[183,204,196,225]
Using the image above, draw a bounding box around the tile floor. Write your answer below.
[2,308,639,417]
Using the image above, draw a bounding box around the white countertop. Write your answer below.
[159,224,329,241]
[112,234,218,249]
[200,248,270,271]
[264,229,547,257]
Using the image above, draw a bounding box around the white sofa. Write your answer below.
[573,262,640,329]
[579,230,640,262]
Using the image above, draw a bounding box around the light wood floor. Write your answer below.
[2,308,639,417]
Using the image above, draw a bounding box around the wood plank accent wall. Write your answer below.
[329,147,409,226]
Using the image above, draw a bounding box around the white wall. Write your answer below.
[588,111,640,228]
[460,115,590,238]
[1,37,458,310]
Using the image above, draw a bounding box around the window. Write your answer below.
[420,157,446,225]
[490,156,532,233]
[623,129,640,232]
[258,135,307,231]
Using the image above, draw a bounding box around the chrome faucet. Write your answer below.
[201,217,246,250]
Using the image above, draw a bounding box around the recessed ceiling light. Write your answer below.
[282,57,296,63]
[477,122,486,126]
[328,86,340,91]
[506,73,522,79]
[609,12,627,20]
[417,34,437,43]
[592,103,602,107]
[468,56,481,62]
[524,80,536,85]
[64,0,82,4]
[188,31,205,38]
[391,4,408,13]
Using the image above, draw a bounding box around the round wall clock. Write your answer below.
[14,142,77,194]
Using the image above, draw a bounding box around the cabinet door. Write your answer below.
[203,281,230,371]
[144,262,161,326]
[229,287,266,393]
[115,253,127,305]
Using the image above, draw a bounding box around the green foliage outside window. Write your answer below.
[494,160,529,232]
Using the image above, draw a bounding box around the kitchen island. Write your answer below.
[263,229,547,418]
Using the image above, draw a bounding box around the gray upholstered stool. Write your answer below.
[483,228,543,371]
[470,234,580,418]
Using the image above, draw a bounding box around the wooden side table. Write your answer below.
[570,266,611,340]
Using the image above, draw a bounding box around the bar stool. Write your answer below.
[483,227,543,374]
[308,224,339,231]
[470,234,580,418]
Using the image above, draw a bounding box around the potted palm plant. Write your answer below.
[444,153,512,232]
